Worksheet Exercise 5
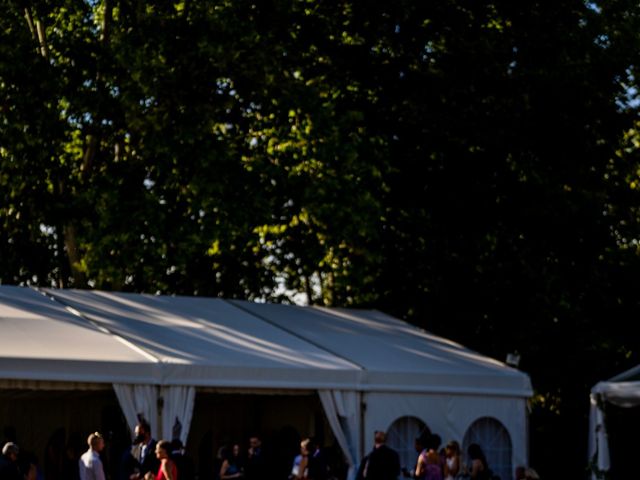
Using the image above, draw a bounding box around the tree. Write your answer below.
[3,1,640,477]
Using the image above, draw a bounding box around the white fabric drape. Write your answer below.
[318,390,361,480]
[160,386,196,444]
[588,392,609,480]
[113,384,159,438]
[588,380,640,478]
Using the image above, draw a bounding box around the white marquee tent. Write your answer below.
[0,285,532,480]
[588,364,640,479]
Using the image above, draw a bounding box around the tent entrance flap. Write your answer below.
[589,380,640,479]
[318,390,362,480]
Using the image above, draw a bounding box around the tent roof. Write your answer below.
[234,301,532,395]
[0,286,532,397]
[591,364,640,406]
[0,286,159,384]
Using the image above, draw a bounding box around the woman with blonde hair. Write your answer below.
[443,441,461,480]
[294,438,311,480]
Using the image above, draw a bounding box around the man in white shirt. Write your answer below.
[79,432,106,480]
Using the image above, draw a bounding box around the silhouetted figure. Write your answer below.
[127,418,159,480]
[171,440,194,480]
[219,444,244,480]
[467,444,490,480]
[62,433,83,480]
[357,431,400,480]
[244,435,266,480]
[0,442,23,480]
[304,438,329,480]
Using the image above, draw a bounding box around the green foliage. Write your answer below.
[3,1,640,476]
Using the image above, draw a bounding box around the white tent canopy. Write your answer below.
[588,364,640,479]
[0,285,159,384]
[43,288,363,390]
[1,286,532,479]
[235,301,532,396]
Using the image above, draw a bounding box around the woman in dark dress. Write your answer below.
[467,444,490,480]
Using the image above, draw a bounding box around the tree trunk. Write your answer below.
[63,223,87,287]
[304,274,314,305]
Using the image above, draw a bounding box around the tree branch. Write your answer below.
[81,134,99,180]
[23,7,38,43]
[35,18,49,59]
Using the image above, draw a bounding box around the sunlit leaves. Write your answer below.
[2,3,640,447]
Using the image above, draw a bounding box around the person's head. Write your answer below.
[2,442,19,461]
[88,432,105,452]
[217,445,229,461]
[374,430,386,447]
[155,440,171,460]
[445,440,460,457]
[300,438,312,456]
[427,433,441,451]
[232,443,241,457]
[249,436,261,450]
[134,420,152,444]
[413,435,425,453]
[467,443,486,463]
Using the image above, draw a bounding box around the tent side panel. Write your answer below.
[363,392,528,472]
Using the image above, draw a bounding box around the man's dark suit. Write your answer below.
[358,444,400,480]
[130,439,159,478]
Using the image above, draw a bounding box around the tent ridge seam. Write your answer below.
[224,299,366,374]
[33,287,162,365]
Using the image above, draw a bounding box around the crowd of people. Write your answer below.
[354,431,539,480]
[0,422,539,480]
